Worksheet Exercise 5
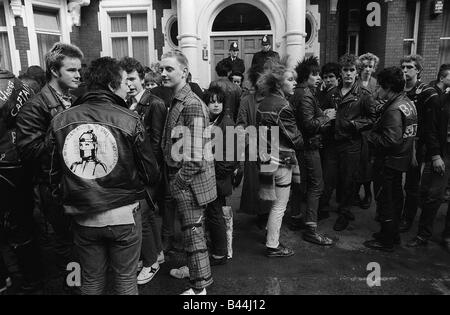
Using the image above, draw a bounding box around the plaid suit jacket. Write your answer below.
[162,84,217,206]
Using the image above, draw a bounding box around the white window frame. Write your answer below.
[99,0,155,65]
[0,0,20,74]
[403,0,421,55]
[24,0,70,67]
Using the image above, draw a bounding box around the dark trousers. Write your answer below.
[402,148,424,223]
[73,203,142,295]
[418,155,450,239]
[373,163,404,237]
[336,139,361,214]
[320,141,341,207]
[141,199,162,266]
[39,183,74,265]
[444,202,450,239]
[205,195,227,257]
[299,149,323,225]
[0,166,43,283]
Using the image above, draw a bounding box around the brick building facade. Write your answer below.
[0,0,447,86]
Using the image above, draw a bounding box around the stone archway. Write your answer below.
[195,0,285,86]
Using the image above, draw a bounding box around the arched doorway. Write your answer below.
[210,3,273,81]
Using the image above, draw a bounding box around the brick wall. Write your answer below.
[77,0,102,68]
[417,0,443,83]
[153,0,172,59]
[13,17,30,73]
[311,0,339,64]
[383,0,407,69]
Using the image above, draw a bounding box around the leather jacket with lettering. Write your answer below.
[0,70,33,168]
[368,93,418,172]
[49,90,160,215]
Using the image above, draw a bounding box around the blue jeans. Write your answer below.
[73,202,142,295]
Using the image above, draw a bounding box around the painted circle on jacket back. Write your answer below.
[63,124,118,180]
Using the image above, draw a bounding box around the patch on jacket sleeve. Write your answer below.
[63,124,118,180]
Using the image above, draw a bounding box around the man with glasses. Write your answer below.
[398,55,439,235]
[323,54,377,231]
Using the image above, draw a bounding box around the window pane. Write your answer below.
[37,33,60,67]
[0,32,12,71]
[439,2,450,65]
[132,37,148,66]
[112,37,128,59]
[131,13,147,32]
[34,9,59,32]
[0,4,7,27]
[110,15,127,32]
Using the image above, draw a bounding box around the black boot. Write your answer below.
[364,221,395,252]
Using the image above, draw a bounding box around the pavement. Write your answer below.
[3,183,450,295]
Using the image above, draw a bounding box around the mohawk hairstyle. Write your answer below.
[295,56,320,84]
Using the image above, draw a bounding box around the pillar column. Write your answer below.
[177,0,199,81]
[285,0,307,67]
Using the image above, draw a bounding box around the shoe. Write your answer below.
[303,229,334,246]
[170,266,190,279]
[406,236,428,248]
[363,239,394,252]
[318,211,330,221]
[180,288,207,295]
[359,194,372,210]
[266,244,294,258]
[399,219,412,233]
[157,251,165,264]
[137,265,160,285]
[210,256,227,266]
[372,232,401,245]
[334,215,350,231]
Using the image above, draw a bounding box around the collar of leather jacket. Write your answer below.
[73,89,128,108]
[381,93,407,111]
[331,82,370,103]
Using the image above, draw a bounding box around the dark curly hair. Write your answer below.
[295,56,320,84]
[85,57,123,92]
[119,57,145,80]
[377,67,405,93]
[321,62,341,79]
[339,53,359,69]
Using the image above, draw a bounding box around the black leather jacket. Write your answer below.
[16,84,75,182]
[49,90,160,215]
[257,92,303,161]
[290,84,331,150]
[424,83,450,160]
[368,93,418,172]
[0,70,33,168]
[134,89,167,168]
[326,83,377,142]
